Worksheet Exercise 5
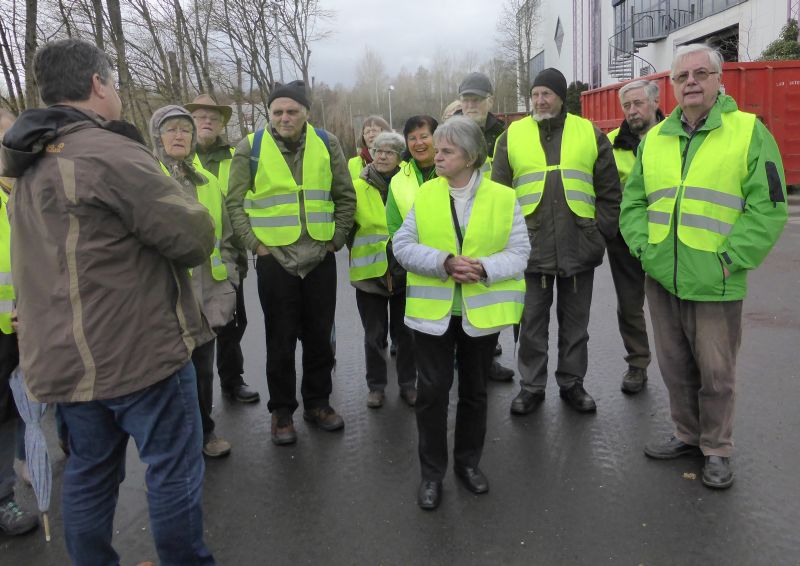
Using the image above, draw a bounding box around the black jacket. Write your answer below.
[491,110,621,278]
[453,110,506,157]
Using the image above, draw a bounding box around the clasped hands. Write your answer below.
[444,254,486,284]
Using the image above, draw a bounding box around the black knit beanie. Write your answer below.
[531,68,568,103]
[268,80,311,110]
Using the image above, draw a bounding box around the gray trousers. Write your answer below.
[646,277,742,457]
[517,269,594,392]
[607,233,651,369]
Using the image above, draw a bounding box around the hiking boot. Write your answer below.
[271,413,297,445]
[400,387,418,407]
[621,367,648,394]
[221,383,261,403]
[702,456,734,489]
[303,406,345,432]
[559,383,597,413]
[0,498,38,536]
[644,436,702,459]
[488,361,514,382]
[367,390,385,409]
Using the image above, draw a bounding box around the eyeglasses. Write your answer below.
[372,148,398,157]
[671,69,718,84]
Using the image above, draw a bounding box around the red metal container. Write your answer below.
[581,61,800,185]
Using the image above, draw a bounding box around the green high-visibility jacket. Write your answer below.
[620,95,788,301]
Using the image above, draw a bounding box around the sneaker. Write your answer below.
[367,390,385,409]
[621,367,648,394]
[202,433,232,458]
[0,498,38,536]
[303,406,345,431]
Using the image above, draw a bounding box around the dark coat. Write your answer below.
[491,109,621,278]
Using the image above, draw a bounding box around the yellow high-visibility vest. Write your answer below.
[348,155,365,181]
[245,126,334,246]
[641,110,755,252]
[350,178,389,281]
[405,177,525,329]
[507,114,598,218]
[193,147,235,196]
[607,128,636,186]
[161,162,228,281]
[0,191,14,335]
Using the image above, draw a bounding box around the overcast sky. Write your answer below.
[306,0,507,87]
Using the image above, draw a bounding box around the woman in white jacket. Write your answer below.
[393,116,530,510]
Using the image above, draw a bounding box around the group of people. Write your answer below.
[0,36,788,564]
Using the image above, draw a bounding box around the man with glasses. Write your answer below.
[606,80,664,395]
[186,94,260,404]
[455,72,516,382]
[621,44,788,489]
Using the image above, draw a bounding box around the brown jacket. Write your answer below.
[0,106,215,403]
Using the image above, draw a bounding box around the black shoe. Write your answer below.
[494,343,502,357]
[417,480,442,510]
[510,389,545,415]
[621,367,648,394]
[389,343,397,356]
[488,361,514,382]
[644,436,702,459]
[702,456,734,489]
[454,466,489,494]
[559,383,597,413]
[222,383,261,403]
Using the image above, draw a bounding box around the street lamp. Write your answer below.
[387,85,395,131]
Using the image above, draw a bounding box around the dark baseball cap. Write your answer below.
[458,72,493,98]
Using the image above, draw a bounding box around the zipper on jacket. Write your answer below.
[673,130,697,296]
[718,256,727,297]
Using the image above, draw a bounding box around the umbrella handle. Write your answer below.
[43,512,51,542]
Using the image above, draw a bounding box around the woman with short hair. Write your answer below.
[149,105,238,459]
[393,116,530,510]
[349,115,391,180]
[349,132,417,408]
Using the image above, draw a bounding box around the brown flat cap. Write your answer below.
[184,94,232,125]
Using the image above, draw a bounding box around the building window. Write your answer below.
[555,16,565,54]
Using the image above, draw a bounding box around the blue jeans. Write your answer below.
[59,363,214,566]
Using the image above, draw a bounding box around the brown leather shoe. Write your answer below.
[271,413,297,445]
[303,406,344,431]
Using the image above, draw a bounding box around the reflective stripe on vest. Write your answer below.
[607,128,636,186]
[507,114,598,218]
[641,110,755,252]
[0,192,14,334]
[405,177,525,329]
[350,178,389,281]
[245,126,334,246]
[161,162,228,281]
[389,163,424,220]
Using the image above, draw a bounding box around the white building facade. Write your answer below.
[521,0,794,106]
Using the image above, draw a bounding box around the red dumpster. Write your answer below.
[581,61,800,185]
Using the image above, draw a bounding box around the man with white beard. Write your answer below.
[492,68,621,416]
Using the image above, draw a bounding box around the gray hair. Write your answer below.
[372,131,405,155]
[433,116,487,170]
[671,44,724,77]
[619,79,659,103]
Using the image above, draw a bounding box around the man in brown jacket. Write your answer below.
[0,39,215,564]
[227,80,356,445]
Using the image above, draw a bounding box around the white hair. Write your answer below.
[671,44,724,77]
[619,79,659,103]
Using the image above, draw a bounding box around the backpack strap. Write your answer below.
[250,129,265,182]
[314,127,331,152]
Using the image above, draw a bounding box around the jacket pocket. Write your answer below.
[575,217,605,266]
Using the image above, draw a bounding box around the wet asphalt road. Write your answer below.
[2,217,800,566]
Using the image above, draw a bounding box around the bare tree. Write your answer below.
[496,0,540,112]
[273,0,333,94]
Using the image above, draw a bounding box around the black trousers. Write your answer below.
[256,253,336,414]
[192,338,216,437]
[517,269,595,391]
[355,289,416,392]
[215,277,248,390]
[606,233,651,369]
[414,318,498,481]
